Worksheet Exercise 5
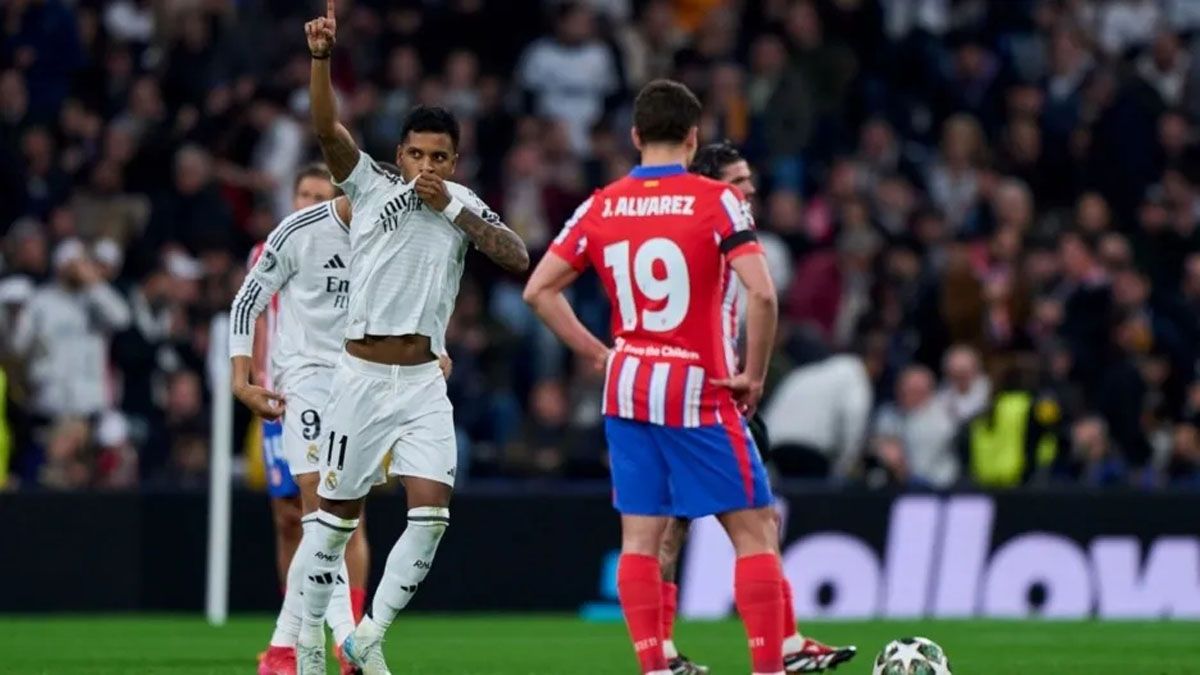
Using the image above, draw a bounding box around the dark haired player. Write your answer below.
[292,2,528,673]
[656,142,857,674]
[233,162,449,675]
[525,79,785,675]
[232,163,365,675]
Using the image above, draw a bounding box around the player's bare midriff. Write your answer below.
[346,334,435,365]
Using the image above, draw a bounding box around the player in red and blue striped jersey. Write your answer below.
[653,142,857,674]
[524,80,785,675]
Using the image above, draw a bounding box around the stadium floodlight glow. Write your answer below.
[206,313,233,626]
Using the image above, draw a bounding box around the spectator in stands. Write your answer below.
[870,365,960,487]
[1170,402,1200,486]
[143,145,236,260]
[1098,310,1156,472]
[927,114,987,235]
[1136,30,1192,109]
[1055,231,1113,389]
[506,379,571,479]
[11,239,130,422]
[18,125,70,219]
[2,218,48,281]
[69,159,149,248]
[788,227,881,348]
[517,2,620,154]
[12,0,1200,492]
[39,417,90,490]
[246,89,304,221]
[761,343,872,480]
[961,358,1060,487]
[937,344,991,426]
[1063,415,1125,485]
[614,0,681,88]
[3,0,85,121]
[148,369,207,488]
[111,250,203,472]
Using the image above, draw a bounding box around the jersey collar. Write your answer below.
[630,164,687,178]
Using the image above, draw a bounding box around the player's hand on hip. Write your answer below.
[710,372,765,417]
[592,348,612,374]
[438,354,453,380]
[234,383,286,421]
[305,0,337,57]
[415,172,451,212]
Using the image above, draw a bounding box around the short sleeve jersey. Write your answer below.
[547,164,762,427]
[229,201,351,386]
[334,151,498,356]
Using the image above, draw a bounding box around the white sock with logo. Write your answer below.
[297,510,359,647]
[367,507,449,633]
[271,518,356,647]
[326,562,355,645]
[269,518,314,647]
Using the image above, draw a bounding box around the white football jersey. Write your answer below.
[229,200,350,384]
[336,151,496,356]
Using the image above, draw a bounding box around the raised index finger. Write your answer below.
[327,0,335,21]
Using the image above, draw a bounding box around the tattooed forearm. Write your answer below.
[315,125,360,183]
[453,209,530,274]
[310,56,359,182]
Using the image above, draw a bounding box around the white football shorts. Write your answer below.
[276,367,333,477]
[318,352,456,500]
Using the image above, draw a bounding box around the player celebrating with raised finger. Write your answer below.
[230,163,370,675]
[294,3,528,674]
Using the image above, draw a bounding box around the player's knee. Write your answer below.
[721,507,776,556]
[272,499,303,539]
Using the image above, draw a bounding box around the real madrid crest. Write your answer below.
[307,443,319,464]
[324,471,338,490]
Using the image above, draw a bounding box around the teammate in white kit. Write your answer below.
[243,165,342,589]
[230,164,367,675]
[294,3,529,673]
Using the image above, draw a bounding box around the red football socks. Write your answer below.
[781,576,797,638]
[618,553,667,673]
[735,553,785,674]
[350,587,366,623]
[661,581,678,642]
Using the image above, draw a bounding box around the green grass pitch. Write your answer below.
[1,615,1197,674]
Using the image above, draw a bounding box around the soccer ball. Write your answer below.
[871,637,952,675]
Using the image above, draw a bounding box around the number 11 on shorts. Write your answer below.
[326,431,348,470]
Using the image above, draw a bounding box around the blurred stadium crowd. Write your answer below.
[4,0,1200,491]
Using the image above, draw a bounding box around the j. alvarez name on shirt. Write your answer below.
[601,195,696,218]
[376,190,425,232]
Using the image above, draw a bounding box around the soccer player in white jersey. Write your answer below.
[295,3,529,673]
[232,161,453,675]
[230,163,366,675]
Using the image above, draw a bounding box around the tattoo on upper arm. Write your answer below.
[453,209,530,274]
[318,124,360,182]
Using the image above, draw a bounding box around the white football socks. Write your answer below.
[297,510,359,647]
[368,506,449,632]
[271,517,357,647]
